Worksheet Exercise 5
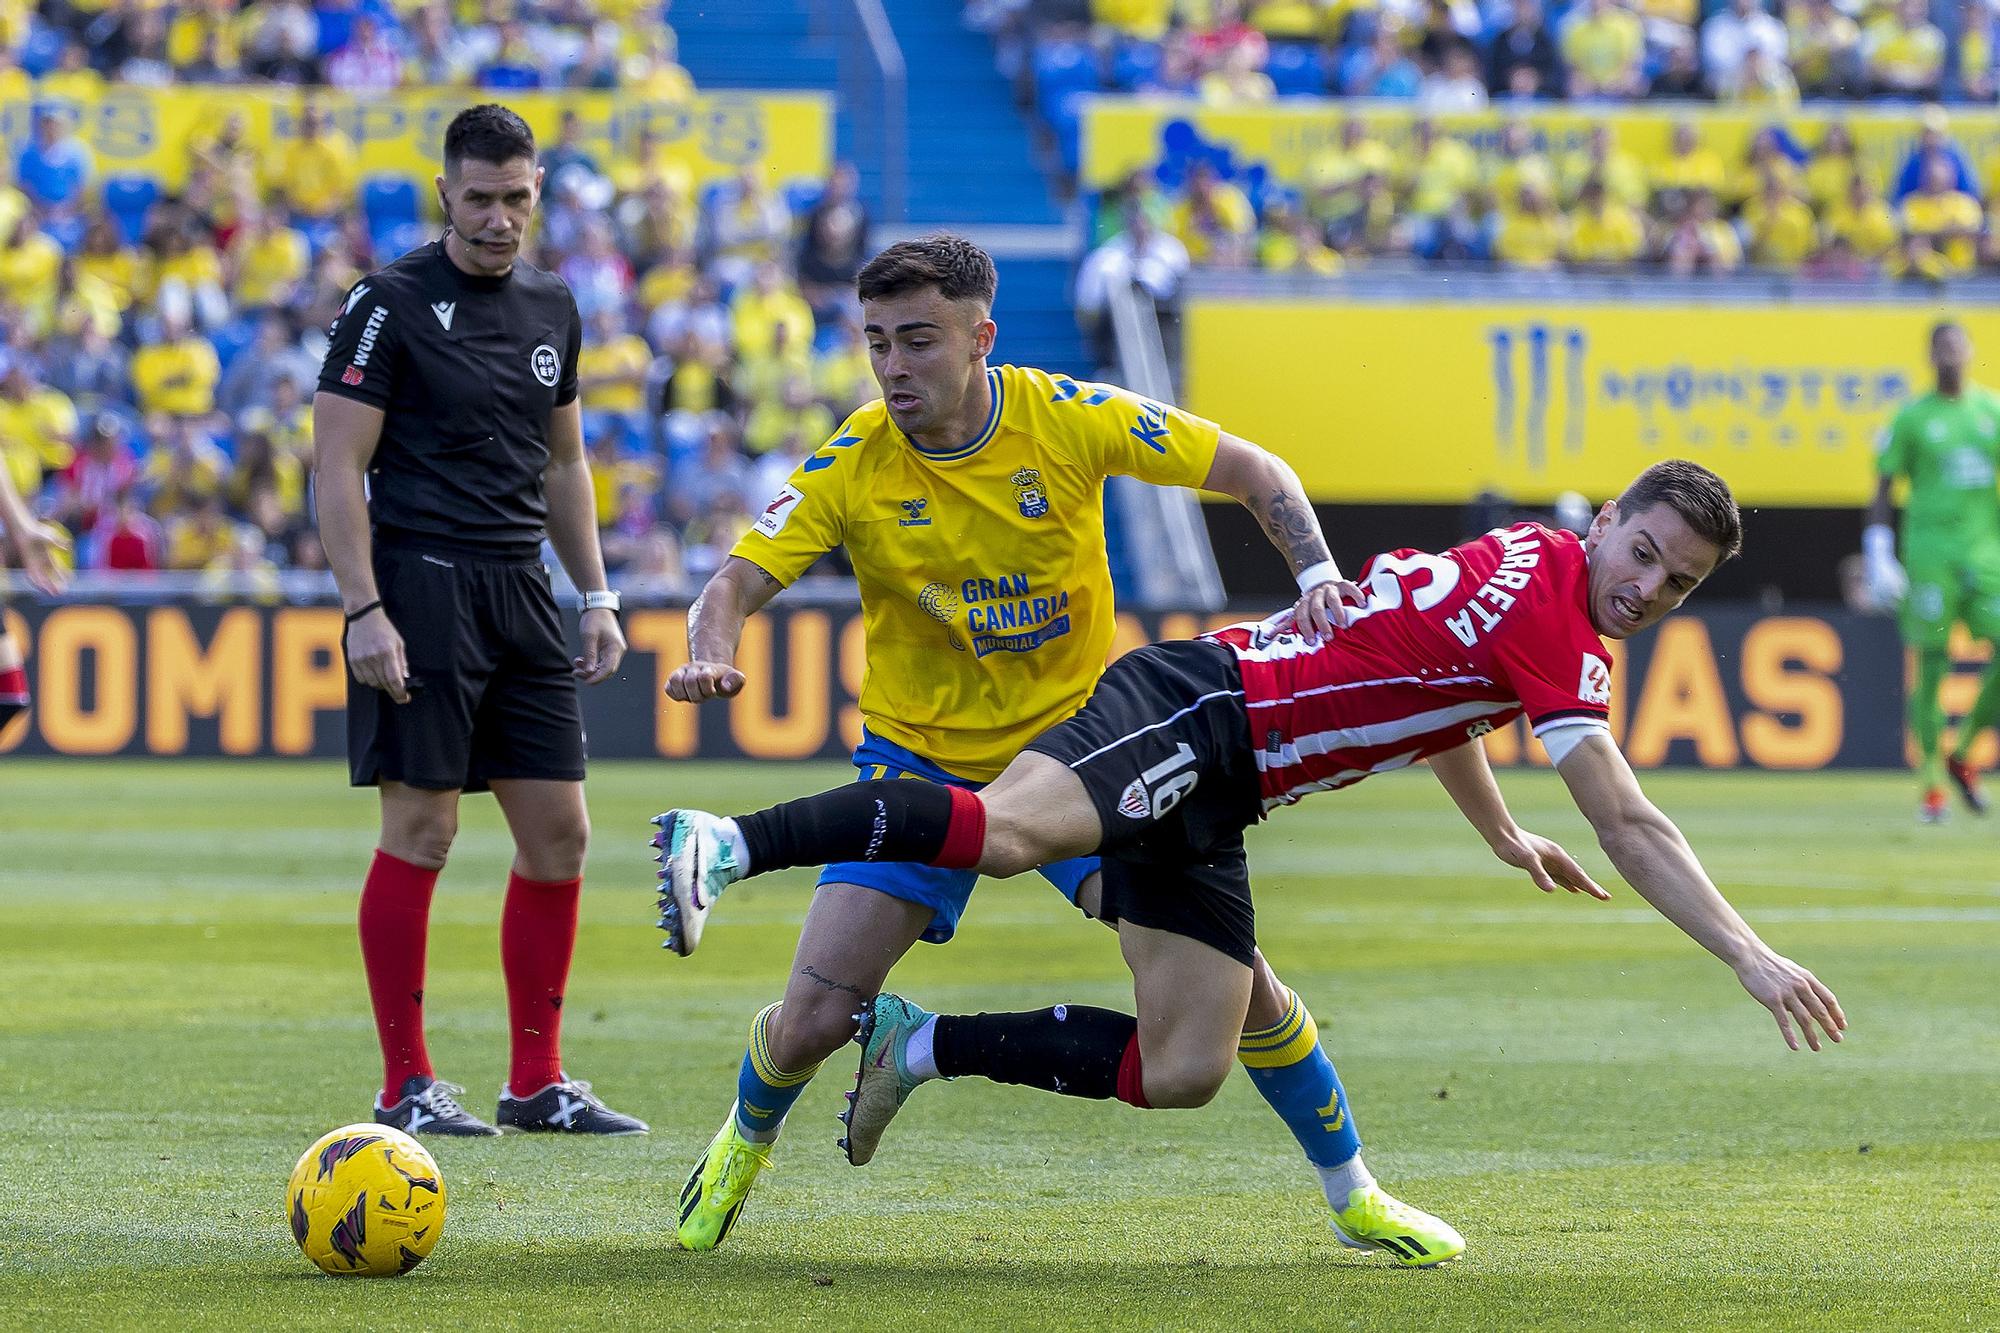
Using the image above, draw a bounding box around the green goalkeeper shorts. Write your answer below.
[1902,539,2000,650]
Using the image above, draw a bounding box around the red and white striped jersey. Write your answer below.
[1206,523,1613,809]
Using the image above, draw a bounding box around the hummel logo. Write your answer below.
[431,301,455,331]
[551,1094,585,1129]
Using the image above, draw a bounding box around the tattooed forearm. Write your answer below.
[1249,485,1331,576]
[799,965,867,999]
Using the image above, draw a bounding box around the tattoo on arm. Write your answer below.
[799,965,867,999]
[1249,487,1331,576]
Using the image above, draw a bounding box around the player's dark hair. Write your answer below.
[1617,460,1743,561]
[856,234,998,309]
[1931,318,1966,345]
[442,104,536,176]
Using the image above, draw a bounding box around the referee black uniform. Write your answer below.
[317,237,586,792]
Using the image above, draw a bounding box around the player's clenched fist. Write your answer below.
[668,660,746,702]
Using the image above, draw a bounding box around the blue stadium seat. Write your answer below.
[1110,40,1164,91]
[1267,42,1329,96]
[1033,39,1101,125]
[361,177,417,228]
[19,22,65,77]
[783,179,825,216]
[211,316,260,374]
[101,175,159,246]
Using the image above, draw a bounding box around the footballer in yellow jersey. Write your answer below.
[739,360,1217,781]
[656,236,1387,1256]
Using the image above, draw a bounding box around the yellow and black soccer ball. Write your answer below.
[286,1124,445,1277]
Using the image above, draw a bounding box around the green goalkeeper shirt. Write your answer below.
[1877,386,2000,555]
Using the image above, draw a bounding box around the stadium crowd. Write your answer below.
[1079,104,2000,276]
[1,6,875,592]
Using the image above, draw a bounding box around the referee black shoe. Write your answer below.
[375,1075,501,1137]
[496,1078,650,1136]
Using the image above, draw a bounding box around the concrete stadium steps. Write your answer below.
[989,254,1087,379]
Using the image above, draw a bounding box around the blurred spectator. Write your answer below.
[1494,182,1568,269]
[198,525,282,602]
[55,414,140,538]
[707,168,794,290]
[1651,120,1726,209]
[1,213,64,336]
[1803,122,1860,210]
[1786,0,1860,97]
[1561,124,1648,209]
[166,493,238,571]
[1892,108,1977,201]
[1563,0,1648,99]
[1730,45,1801,107]
[145,415,229,520]
[1662,189,1744,273]
[541,110,603,198]
[1703,0,1788,99]
[561,217,636,320]
[16,108,95,214]
[97,489,164,571]
[271,106,358,222]
[243,0,322,82]
[1199,38,1278,104]
[218,314,317,419]
[1419,44,1489,111]
[1172,159,1257,265]
[1739,169,1817,267]
[1899,153,1982,274]
[576,310,654,435]
[797,163,871,325]
[1340,19,1423,97]
[130,309,221,419]
[1567,177,1647,265]
[611,525,687,598]
[1487,0,1566,98]
[325,14,405,92]
[1076,200,1191,373]
[731,262,815,362]
[1863,0,1946,99]
[405,3,488,86]
[1825,172,1899,263]
[0,355,78,484]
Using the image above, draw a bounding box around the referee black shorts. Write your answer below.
[1023,638,1263,967]
[347,544,586,793]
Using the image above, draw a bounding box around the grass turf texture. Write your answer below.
[1,759,1995,1332]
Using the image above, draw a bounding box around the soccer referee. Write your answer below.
[314,105,644,1137]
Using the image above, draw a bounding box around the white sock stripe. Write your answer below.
[1242,673,1495,709]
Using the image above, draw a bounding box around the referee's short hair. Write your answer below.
[444,104,537,176]
[857,234,998,311]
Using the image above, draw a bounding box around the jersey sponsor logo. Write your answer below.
[898,498,931,527]
[1011,467,1049,519]
[341,365,364,386]
[431,301,456,331]
[350,304,388,370]
[531,343,561,387]
[753,484,805,538]
[1129,399,1171,453]
[1445,525,1542,648]
[917,582,967,650]
[1578,653,1612,706]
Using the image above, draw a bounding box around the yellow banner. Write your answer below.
[1082,97,2000,190]
[7,84,831,192]
[1186,299,2000,505]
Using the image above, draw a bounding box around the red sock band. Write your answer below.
[359,849,441,1101]
[1115,1032,1151,1109]
[502,870,582,1096]
[930,786,988,869]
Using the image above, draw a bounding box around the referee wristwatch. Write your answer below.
[582,589,622,615]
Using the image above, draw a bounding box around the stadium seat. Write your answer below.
[1110,41,1164,91]
[783,179,824,217]
[1033,39,1101,126]
[101,175,159,246]
[362,177,418,229]
[19,22,65,77]
[1266,43,1329,96]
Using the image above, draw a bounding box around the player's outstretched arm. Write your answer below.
[668,556,785,702]
[1554,732,1847,1052]
[313,390,410,704]
[1200,433,1361,640]
[0,459,67,596]
[1428,740,1607,900]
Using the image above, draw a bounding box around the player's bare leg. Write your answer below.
[363,783,497,1135]
[490,779,645,1135]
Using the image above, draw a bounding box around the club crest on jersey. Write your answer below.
[531,343,561,387]
[899,498,931,527]
[1012,468,1049,519]
[1578,653,1612,706]
[1117,778,1150,819]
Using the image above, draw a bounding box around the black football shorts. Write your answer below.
[1024,638,1262,966]
[347,544,586,793]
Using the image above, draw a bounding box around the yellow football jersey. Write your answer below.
[732,363,1222,780]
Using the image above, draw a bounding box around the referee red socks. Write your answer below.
[500,870,581,1095]
[734,780,987,873]
[358,850,439,1101]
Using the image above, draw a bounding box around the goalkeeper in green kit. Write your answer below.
[1864,320,2000,822]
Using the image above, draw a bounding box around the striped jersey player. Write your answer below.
[657,460,1847,1263]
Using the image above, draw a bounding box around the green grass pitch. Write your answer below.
[1,759,1995,1331]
